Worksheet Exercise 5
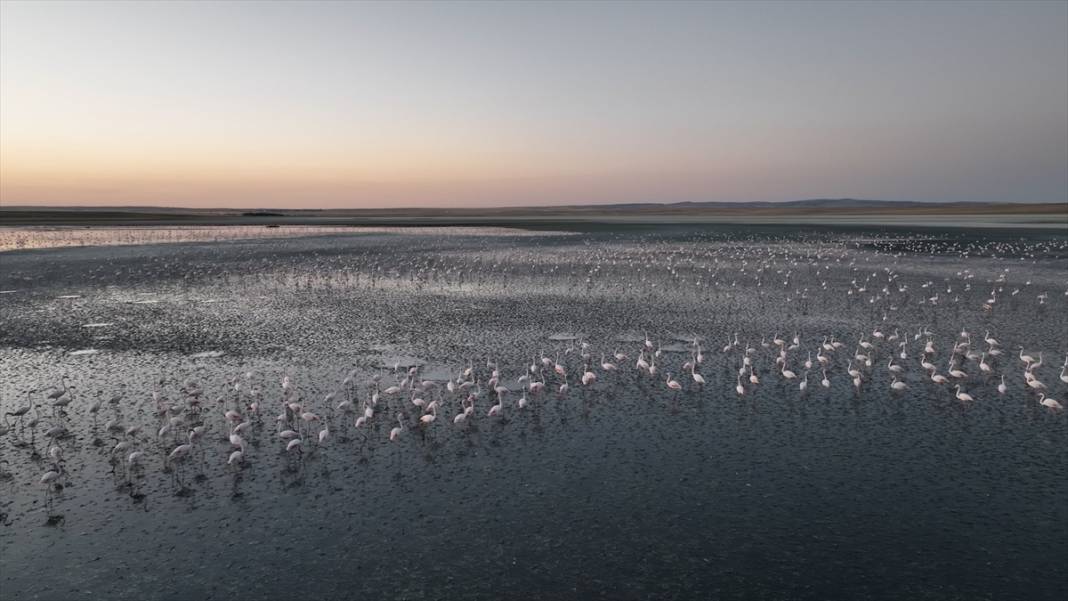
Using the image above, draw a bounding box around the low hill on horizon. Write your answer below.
[1,198,1064,227]
[3,198,1066,215]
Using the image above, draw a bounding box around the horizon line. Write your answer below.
[3,198,1067,212]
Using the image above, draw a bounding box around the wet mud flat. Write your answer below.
[1,225,1066,600]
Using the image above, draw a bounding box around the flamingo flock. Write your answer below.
[2,325,1064,519]
[1,227,1066,524]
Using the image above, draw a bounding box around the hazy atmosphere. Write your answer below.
[2,0,1066,208]
[3,4,1067,601]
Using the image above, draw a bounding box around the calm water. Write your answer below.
[1,224,1066,600]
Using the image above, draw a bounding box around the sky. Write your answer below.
[1,0,1066,209]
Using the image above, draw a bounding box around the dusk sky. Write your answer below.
[1,0,1066,208]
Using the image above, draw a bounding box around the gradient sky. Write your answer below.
[1,0,1066,208]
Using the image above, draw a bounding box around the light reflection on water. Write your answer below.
[0,225,1066,600]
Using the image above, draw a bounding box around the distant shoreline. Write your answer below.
[1,200,1065,229]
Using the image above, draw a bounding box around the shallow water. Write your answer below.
[1,225,1066,600]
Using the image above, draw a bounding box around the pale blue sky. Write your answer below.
[1,0,1065,207]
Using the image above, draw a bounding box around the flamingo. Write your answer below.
[229,431,246,453]
[600,354,616,371]
[51,386,75,416]
[920,356,935,372]
[691,365,705,387]
[41,468,63,511]
[581,367,597,386]
[5,391,35,429]
[636,353,650,372]
[487,392,504,417]
[45,376,70,403]
[665,373,682,392]
[1026,376,1047,392]
[167,443,192,467]
[41,469,61,486]
[1029,353,1044,372]
[1019,347,1035,365]
[1038,394,1063,411]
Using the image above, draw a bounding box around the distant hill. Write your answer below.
[0,198,1064,226]
[565,198,1047,211]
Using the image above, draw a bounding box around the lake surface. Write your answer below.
[1,224,1066,600]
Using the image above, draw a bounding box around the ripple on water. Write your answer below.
[669,333,704,343]
[659,342,696,353]
[378,355,425,369]
[189,350,226,358]
[417,364,456,381]
[548,333,585,341]
[0,225,1064,601]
